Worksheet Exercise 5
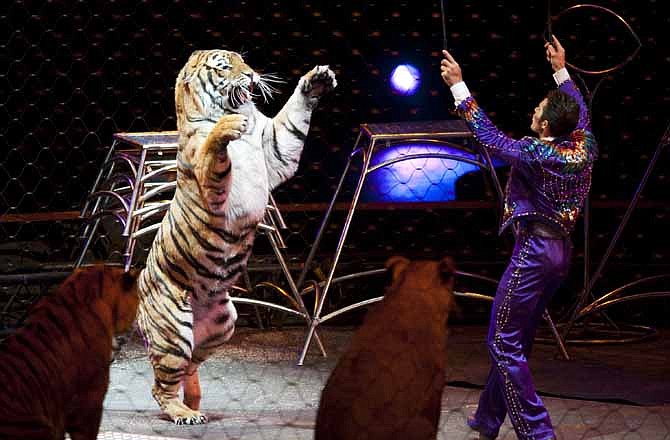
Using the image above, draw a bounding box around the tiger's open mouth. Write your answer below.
[239,88,252,104]
[227,85,253,108]
[223,74,281,108]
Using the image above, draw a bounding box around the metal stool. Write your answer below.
[294,120,570,365]
[75,131,325,352]
[75,131,178,270]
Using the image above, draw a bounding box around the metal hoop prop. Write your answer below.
[550,4,642,76]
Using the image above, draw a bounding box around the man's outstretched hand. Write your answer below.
[545,35,566,72]
[440,50,463,87]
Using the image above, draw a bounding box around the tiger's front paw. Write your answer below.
[213,114,248,144]
[299,65,337,98]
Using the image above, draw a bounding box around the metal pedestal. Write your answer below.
[294,120,570,365]
[76,131,178,270]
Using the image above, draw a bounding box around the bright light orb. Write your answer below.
[390,64,421,95]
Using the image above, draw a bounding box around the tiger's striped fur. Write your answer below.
[0,265,139,440]
[137,50,336,425]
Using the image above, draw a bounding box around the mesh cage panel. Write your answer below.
[1,1,670,439]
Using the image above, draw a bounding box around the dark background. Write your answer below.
[1,0,669,326]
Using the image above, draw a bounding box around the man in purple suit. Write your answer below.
[440,36,597,440]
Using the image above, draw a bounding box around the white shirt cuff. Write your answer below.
[450,81,471,106]
[553,68,570,85]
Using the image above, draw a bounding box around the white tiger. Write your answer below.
[136,49,336,425]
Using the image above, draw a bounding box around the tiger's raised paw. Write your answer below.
[212,113,248,144]
[300,65,337,98]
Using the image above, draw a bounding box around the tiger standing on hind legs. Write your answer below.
[137,49,336,425]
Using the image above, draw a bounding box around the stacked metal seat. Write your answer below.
[75,131,179,271]
[74,131,322,340]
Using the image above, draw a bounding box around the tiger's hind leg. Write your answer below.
[182,295,238,414]
[182,363,202,411]
[138,272,207,425]
[150,353,208,425]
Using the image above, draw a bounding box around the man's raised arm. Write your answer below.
[546,35,590,131]
[440,49,525,166]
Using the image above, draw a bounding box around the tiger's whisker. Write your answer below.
[259,73,286,84]
[258,80,280,92]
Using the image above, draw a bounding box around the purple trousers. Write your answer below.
[469,225,571,440]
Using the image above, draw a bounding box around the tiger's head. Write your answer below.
[175,50,279,130]
[66,265,140,334]
[384,256,457,316]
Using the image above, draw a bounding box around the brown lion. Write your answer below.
[315,256,457,440]
[0,265,140,440]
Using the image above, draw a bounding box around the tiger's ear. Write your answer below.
[177,50,207,84]
[384,256,410,286]
[182,50,207,84]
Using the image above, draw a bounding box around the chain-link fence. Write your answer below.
[1,0,670,438]
[2,0,669,321]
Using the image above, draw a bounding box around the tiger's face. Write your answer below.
[384,256,457,313]
[176,50,279,125]
[72,266,140,334]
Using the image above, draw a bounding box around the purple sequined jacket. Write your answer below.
[457,79,598,236]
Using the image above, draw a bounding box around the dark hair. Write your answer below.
[541,90,579,137]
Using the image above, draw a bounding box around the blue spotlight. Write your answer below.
[390,64,421,95]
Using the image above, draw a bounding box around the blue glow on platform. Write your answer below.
[361,142,504,202]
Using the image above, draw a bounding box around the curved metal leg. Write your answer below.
[296,132,363,290]
[298,319,320,366]
[265,232,327,359]
[75,216,103,268]
[122,148,148,237]
[80,140,118,216]
[297,138,372,365]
